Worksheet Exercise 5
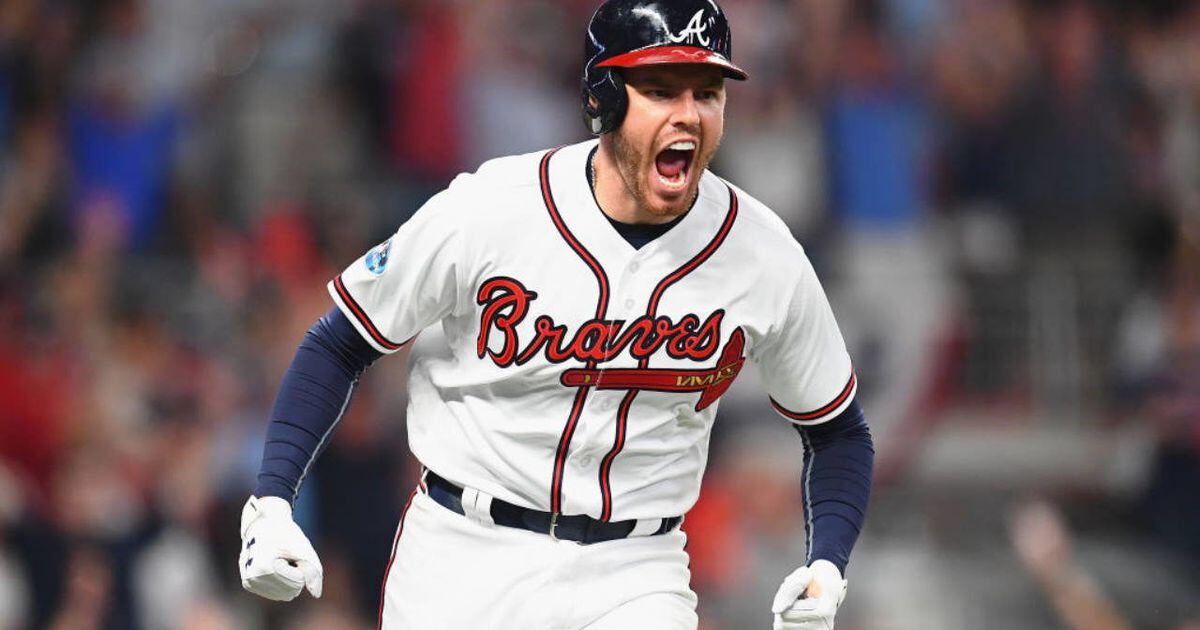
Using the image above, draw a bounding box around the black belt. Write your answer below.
[424,470,682,545]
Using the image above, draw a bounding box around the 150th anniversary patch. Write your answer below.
[365,238,392,275]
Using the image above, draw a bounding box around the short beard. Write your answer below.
[610,126,714,219]
[611,127,655,214]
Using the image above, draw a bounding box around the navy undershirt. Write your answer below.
[794,400,874,573]
[586,146,685,249]
[254,308,382,502]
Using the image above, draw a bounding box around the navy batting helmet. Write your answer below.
[582,0,749,135]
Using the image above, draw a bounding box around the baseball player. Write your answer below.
[238,1,874,628]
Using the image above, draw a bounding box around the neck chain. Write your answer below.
[588,150,597,193]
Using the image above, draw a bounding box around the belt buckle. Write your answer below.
[549,513,585,544]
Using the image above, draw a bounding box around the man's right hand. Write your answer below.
[238,496,324,601]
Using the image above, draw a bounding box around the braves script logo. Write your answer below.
[476,276,743,411]
[668,9,712,46]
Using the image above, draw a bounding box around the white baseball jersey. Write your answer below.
[329,139,855,522]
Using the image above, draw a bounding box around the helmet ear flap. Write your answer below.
[581,67,627,136]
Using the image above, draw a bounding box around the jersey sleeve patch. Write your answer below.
[770,371,857,426]
[364,238,392,275]
[328,274,407,353]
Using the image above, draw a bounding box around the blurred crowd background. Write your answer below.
[0,0,1197,628]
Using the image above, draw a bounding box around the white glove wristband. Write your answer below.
[238,495,324,602]
[772,559,848,630]
[241,496,293,535]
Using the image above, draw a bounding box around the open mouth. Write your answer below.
[654,141,696,191]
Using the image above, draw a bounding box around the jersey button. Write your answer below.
[623,298,635,310]
[577,454,594,467]
[629,262,640,273]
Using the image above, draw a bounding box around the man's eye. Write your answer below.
[699,90,719,101]
[648,89,669,98]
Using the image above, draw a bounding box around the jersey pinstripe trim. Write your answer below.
[377,487,418,629]
[770,371,857,425]
[331,274,407,352]
[539,147,611,515]
[598,184,740,521]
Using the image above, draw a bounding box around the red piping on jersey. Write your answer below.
[377,487,418,629]
[540,147,611,515]
[334,274,406,351]
[598,184,740,522]
[771,370,857,423]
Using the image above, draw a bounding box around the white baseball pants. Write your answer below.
[378,488,698,629]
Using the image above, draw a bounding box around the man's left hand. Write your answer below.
[771,559,848,630]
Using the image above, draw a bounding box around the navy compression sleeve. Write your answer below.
[795,399,874,574]
[254,307,383,503]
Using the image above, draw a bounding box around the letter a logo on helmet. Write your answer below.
[581,0,748,136]
[667,10,712,46]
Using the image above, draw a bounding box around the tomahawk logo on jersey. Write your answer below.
[328,140,856,522]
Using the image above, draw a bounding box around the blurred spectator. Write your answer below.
[0,111,68,270]
[1011,498,1200,629]
[1139,350,1200,574]
[718,1,828,237]
[461,1,579,168]
[1005,1,1136,235]
[822,2,952,452]
[386,1,465,184]
[0,463,31,628]
[67,0,181,253]
[690,425,808,629]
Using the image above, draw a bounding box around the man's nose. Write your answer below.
[670,92,701,128]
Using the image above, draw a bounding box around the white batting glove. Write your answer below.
[238,496,323,602]
[771,559,848,630]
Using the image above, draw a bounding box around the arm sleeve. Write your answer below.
[253,307,383,504]
[754,257,856,425]
[329,182,471,354]
[795,399,874,574]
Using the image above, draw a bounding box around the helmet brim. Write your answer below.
[595,45,748,81]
